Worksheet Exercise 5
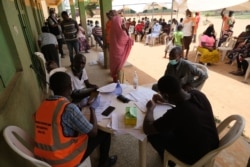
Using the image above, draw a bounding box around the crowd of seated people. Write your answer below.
[226,25,250,64]
[124,17,178,46]
[228,34,250,76]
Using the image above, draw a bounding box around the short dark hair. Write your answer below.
[169,46,183,58]
[157,75,181,94]
[41,26,49,32]
[50,72,71,95]
[229,11,234,17]
[177,24,183,31]
[61,11,68,17]
[73,53,86,63]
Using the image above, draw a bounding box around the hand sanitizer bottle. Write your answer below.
[114,80,122,95]
[133,71,138,89]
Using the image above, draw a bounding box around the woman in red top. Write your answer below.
[109,14,134,82]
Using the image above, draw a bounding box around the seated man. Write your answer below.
[153,47,208,92]
[134,20,144,42]
[143,75,219,166]
[67,53,98,106]
[145,20,162,45]
[34,72,117,167]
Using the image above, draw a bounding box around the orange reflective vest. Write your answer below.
[34,97,88,167]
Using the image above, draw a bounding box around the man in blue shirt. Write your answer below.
[46,72,117,167]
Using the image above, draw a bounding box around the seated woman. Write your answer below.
[77,23,90,53]
[197,24,220,65]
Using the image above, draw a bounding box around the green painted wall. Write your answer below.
[0,0,44,166]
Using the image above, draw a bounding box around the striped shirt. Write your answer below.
[61,18,78,41]
[50,96,93,137]
[92,26,102,36]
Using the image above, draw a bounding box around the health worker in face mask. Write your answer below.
[165,47,208,91]
[152,47,208,92]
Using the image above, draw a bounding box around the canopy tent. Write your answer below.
[144,2,165,10]
[172,0,188,12]
[186,0,250,11]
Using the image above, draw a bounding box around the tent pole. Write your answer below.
[171,0,174,20]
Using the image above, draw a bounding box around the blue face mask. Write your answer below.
[169,59,178,65]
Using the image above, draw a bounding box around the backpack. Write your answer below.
[48,16,60,36]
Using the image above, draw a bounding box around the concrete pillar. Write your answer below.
[58,1,63,16]
[99,0,112,68]
[69,0,76,19]
[78,0,87,32]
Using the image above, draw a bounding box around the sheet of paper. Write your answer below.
[154,104,172,120]
[128,87,156,102]
[128,87,156,112]
[97,83,116,93]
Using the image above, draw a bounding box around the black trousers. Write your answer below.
[81,130,111,166]
[57,38,64,56]
[236,55,249,74]
[41,44,59,66]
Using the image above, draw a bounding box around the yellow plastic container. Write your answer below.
[124,106,137,126]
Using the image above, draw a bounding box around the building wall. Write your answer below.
[0,0,44,166]
[0,0,111,166]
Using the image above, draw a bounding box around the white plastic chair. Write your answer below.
[49,67,67,77]
[193,34,203,63]
[3,125,51,167]
[3,125,92,167]
[128,25,135,37]
[217,37,237,61]
[149,35,160,46]
[34,52,49,94]
[243,57,250,83]
[163,114,245,167]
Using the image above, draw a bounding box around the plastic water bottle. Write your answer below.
[133,71,138,89]
[113,80,122,95]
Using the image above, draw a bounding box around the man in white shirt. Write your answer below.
[87,20,95,47]
[145,20,162,45]
[38,26,59,66]
[67,53,98,105]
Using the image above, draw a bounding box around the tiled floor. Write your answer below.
[61,44,250,167]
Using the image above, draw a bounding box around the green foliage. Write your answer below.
[85,2,98,17]
[124,9,136,14]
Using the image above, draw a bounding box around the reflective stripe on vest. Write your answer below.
[34,98,88,167]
